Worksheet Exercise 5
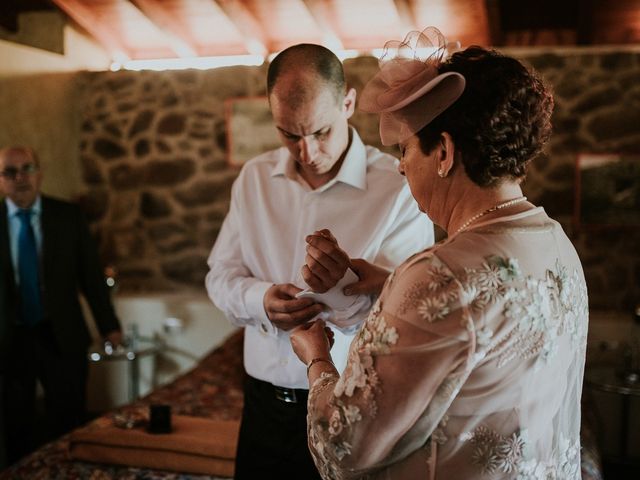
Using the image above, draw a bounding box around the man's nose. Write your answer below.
[298,137,318,163]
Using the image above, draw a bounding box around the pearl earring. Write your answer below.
[438,169,446,178]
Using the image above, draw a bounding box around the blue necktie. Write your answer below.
[17,209,42,326]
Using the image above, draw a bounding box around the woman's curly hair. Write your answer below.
[418,46,554,187]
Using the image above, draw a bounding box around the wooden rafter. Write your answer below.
[393,0,418,33]
[128,0,197,57]
[301,0,343,49]
[485,0,502,46]
[213,0,268,55]
[50,0,132,60]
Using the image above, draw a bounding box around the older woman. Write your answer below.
[290,28,588,479]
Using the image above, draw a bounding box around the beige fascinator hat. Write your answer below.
[360,27,466,146]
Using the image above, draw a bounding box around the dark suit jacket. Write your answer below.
[0,195,120,370]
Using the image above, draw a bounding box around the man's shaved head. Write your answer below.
[267,43,346,105]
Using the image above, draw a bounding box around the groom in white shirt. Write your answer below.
[206,43,433,479]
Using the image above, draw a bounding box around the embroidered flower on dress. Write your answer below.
[342,403,363,425]
[461,256,516,311]
[468,425,526,475]
[426,264,454,291]
[398,260,457,315]
[496,262,588,369]
[328,410,343,436]
[476,327,493,346]
[306,248,587,480]
[417,295,450,322]
[431,414,449,445]
[312,307,400,475]
[515,433,581,480]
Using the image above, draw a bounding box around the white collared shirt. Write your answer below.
[5,195,43,284]
[206,129,434,388]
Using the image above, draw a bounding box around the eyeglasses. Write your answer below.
[0,163,39,180]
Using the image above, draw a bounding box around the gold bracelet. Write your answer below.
[306,357,335,376]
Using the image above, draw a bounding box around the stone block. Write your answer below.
[526,53,565,71]
[157,113,186,135]
[135,139,151,157]
[173,179,233,207]
[109,164,145,190]
[573,87,622,115]
[600,52,637,71]
[587,109,640,142]
[81,155,105,185]
[110,227,146,260]
[129,110,155,138]
[78,188,109,222]
[156,140,172,153]
[161,254,209,286]
[109,192,139,223]
[145,158,196,186]
[141,191,172,219]
[94,138,127,160]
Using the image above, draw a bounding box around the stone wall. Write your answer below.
[518,50,640,311]
[77,49,640,310]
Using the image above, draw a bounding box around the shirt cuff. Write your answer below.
[245,280,277,336]
[327,294,372,334]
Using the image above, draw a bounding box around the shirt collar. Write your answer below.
[6,195,42,217]
[271,127,368,191]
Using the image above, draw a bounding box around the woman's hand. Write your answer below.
[290,319,334,365]
[344,258,391,297]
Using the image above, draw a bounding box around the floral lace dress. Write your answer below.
[307,208,588,479]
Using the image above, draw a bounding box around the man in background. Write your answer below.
[0,146,122,465]
[206,44,433,479]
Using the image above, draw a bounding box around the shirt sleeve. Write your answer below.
[306,253,475,478]
[373,184,434,270]
[205,177,276,336]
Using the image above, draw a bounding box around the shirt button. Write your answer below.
[260,323,269,334]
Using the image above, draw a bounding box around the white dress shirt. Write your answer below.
[206,129,434,389]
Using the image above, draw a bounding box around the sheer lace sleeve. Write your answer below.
[307,252,476,479]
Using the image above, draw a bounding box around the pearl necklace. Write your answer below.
[455,196,527,235]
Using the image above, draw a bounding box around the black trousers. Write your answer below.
[234,375,322,480]
[1,323,88,465]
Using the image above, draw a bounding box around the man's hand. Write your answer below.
[301,229,350,293]
[264,283,325,331]
[343,258,391,297]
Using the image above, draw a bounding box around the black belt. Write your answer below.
[248,375,309,404]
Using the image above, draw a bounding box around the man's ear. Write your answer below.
[438,132,456,176]
[343,88,357,119]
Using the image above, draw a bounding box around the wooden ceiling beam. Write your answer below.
[301,0,344,50]
[392,0,418,33]
[51,0,132,60]
[213,0,268,55]
[128,0,198,57]
[485,0,502,46]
